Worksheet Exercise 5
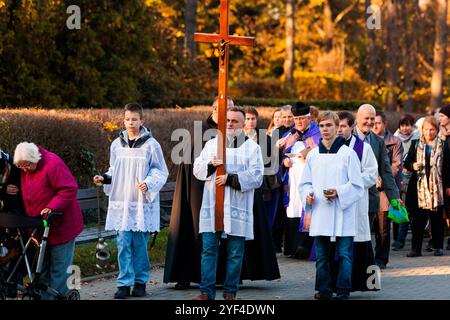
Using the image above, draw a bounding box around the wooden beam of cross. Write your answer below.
[195,0,255,231]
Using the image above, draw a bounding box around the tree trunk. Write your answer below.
[366,0,377,85]
[430,0,448,111]
[284,0,296,84]
[402,0,419,112]
[385,0,399,111]
[184,0,197,62]
[323,0,334,52]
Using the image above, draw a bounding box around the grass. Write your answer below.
[73,228,168,278]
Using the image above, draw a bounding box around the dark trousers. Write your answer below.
[369,210,391,266]
[272,198,287,251]
[410,207,445,254]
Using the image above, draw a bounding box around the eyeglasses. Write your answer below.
[16,162,34,170]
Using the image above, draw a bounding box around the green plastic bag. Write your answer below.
[388,199,409,223]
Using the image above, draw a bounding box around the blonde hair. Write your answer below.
[421,116,439,131]
[267,108,282,133]
[14,142,42,164]
[317,111,339,126]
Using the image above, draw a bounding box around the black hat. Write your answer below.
[440,104,450,118]
[292,101,310,117]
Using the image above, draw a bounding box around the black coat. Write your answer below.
[404,139,448,212]
[0,154,25,214]
[442,138,450,209]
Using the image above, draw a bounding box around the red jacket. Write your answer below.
[21,147,83,245]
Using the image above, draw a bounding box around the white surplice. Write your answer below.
[299,144,364,237]
[286,141,307,218]
[348,136,378,242]
[103,127,169,232]
[193,136,264,240]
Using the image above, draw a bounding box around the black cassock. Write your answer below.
[163,116,280,284]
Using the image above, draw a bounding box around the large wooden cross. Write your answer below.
[195,0,255,231]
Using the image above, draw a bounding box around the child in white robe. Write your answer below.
[93,103,168,299]
[300,111,364,300]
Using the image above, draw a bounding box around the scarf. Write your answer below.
[416,136,444,211]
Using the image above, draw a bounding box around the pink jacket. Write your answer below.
[21,147,83,245]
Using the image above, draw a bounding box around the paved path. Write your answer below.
[80,236,450,300]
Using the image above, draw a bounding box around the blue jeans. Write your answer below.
[40,239,76,300]
[116,231,151,287]
[396,222,409,244]
[200,232,245,300]
[315,236,353,296]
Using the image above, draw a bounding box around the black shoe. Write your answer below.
[314,292,332,300]
[406,251,422,257]
[434,249,444,256]
[174,282,191,290]
[114,286,131,299]
[132,283,146,297]
[294,245,308,259]
[334,294,350,300]
[392,241,404,251]
[375,261,387,270]
[425,240,434,252]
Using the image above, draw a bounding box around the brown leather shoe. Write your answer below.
[193,293,210,301]
[224,293,235,300]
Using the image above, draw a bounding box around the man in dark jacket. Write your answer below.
[440,107,450,250]
[373,111,404,252]
[354,105,401,269]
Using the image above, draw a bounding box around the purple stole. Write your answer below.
[352,136,364,162]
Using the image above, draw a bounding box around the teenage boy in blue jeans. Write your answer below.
[93,103,168,299]
[300,111,364,300]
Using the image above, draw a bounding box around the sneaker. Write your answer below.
[132,283,146,297]
[434,249,444,256]
[114,286,131,299]
[224,293,236,300]
[193,293,210,301]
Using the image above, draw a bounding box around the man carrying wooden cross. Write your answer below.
[193,107,264,300]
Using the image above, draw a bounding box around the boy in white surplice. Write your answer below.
[300,111,364,300]
[93,103,168,299]
[193,107,264,301]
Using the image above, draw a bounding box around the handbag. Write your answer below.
[388,199,409,223]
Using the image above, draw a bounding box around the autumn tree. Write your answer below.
[184,0,197,62]
[430,0,448,110]
[283,0,296,84]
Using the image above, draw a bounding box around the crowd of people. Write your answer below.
[0,100,449,300]
[163,100,450,301]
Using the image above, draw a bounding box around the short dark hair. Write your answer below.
[398,113,416,128]
[244,106,259,118]
[337,111,355,127]
[124,103,144,119]
[227,106,246,119]
[376,110,387,124]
